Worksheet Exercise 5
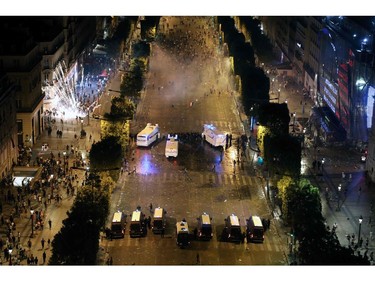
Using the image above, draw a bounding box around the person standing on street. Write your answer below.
[42,251,46,264]
[48,219,52,230]
[41,238,45,249]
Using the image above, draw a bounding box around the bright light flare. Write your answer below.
[42,61,88,119]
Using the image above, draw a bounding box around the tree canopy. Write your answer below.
[238,17,274,63]
[89,136,122,171]
[107,96,136,120]
[49,187,110,265]
[264,134,301,177]
[120,58,146,97]
[281,178,370,265]
[240,66,270,115]
[258,102,290,136]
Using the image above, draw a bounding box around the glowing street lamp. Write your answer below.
[81,119,84,131]
[337,184,342,211]
[358,215,363,246]
[292,112,296,132]
[9,249,13,265]
[30,209,34,238]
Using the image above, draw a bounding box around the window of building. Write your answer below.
[17,119,23,134]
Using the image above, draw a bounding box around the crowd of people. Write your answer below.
[0,144,88,265]
[159,16,218,66]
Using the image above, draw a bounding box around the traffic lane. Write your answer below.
[105,230,284,265]
[121,153,269,232]
[133,137,231,173]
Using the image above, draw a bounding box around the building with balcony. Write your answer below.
[0,17,44,148]
[0,73,17,180]
[0,16,99,151]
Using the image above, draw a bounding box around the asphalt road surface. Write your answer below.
[102,16,286,265]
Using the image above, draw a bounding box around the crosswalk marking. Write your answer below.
[229,175,234,185]
[265,240,272,251]
[197,120,238,130]
[224,174,228,185]
[217,174,222,185]
[129,172,260,188]
[199,174,204,183]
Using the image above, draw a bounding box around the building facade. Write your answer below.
[260,16,375,144]
[0,16,99,155]
[0,73,17,180]
[0,18,44,148]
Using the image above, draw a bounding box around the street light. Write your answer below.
[292,112,296,132]
[81,119,84,131]
[277,88,281,103]
[358,215,363,247]
[337,184,342,211]
[8,248,12,265]
[30,209,34,238]
[302,128,306,148]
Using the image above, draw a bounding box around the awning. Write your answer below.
[312,106,347,141]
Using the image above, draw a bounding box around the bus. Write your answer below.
[110,211,126,238]
[165,134,178,158]
[202,124,227,148]
[137,123,160,147]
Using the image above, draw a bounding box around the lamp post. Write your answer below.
[9,248,12,265]
[266,169,270,201]
[302,128,306,148]
[277,88,281,103]
[358,215,363,247]
[337,184,342,211]
[81,119,84,132]
[292,112,296,132]
[250,106,254,132]
[30,209,34,238]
